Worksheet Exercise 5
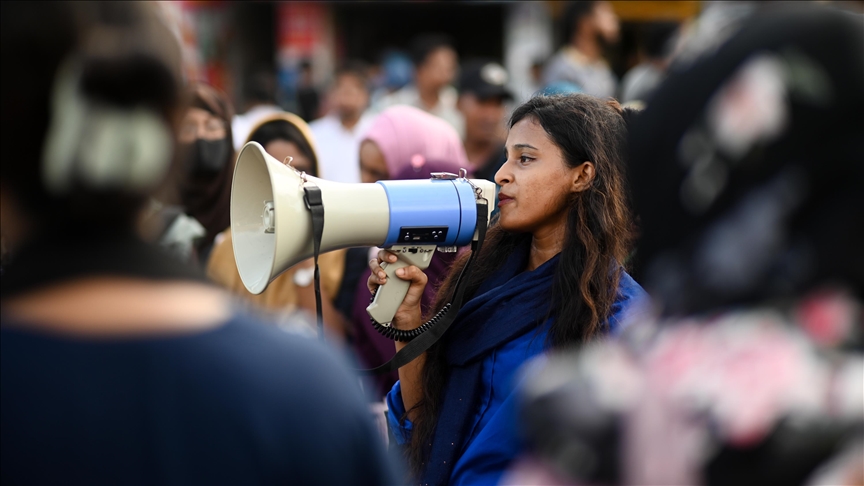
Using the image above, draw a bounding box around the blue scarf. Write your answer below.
[421,247,559,485]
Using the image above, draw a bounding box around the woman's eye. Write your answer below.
[519,155,534,164]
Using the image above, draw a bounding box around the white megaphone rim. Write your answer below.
[230,141,393,294]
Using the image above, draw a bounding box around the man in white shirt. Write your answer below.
[371,34,464,137]
[310,61,372,183]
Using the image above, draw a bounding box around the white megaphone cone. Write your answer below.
[231,141,496,326]
[231,142,390,294]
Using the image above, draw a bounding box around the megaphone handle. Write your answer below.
[366,245,436,326]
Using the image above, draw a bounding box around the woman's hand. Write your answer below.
[367,249,428,330]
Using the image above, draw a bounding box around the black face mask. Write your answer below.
[184,137,230,175]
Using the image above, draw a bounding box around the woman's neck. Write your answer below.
[528,222,566,271]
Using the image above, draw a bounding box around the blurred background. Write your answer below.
[159,0,701,115]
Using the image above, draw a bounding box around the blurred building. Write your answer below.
[167,1,700,111]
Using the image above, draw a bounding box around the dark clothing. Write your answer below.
[297,86,321,122]
[1,313,399,485]
[0,231,399,485]
[473,146,506,183]
[629,4,864,314]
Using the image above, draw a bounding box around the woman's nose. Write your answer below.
[494,160,512,185]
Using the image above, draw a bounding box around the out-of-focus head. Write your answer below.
[177,83,234,179]
[379,50,414,91]
[457,60,513,144]
[1,1,182,241]
[410,34,458,93]
[563,1,620,47]
[246,112,318,177]
[359,105,467,183]
[330,60,370,122]
[630,4,864,315]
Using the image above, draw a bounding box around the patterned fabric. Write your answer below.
[517,291,863,485]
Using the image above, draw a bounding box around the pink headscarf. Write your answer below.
[362,105,469,178]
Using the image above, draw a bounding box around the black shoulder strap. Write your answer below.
[303,185,325,341]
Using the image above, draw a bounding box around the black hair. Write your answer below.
[242,70,277,105]
[248,120,318,177]
[334,60,370,88]
[640,21,680,59]
[1,1,182,229]
[409,33,455,67]
[562,1,599,44]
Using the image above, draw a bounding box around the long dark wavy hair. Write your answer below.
[404,94,635,473]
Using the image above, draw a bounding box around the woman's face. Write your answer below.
[265,139,313,175]
[495,117,593,236]
[179,107,226,143]
[359,140,389,183]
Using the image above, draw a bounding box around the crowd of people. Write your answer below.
[1,1,862,485]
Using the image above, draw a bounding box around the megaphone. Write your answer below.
[231,142,496,326]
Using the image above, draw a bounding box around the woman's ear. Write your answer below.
[572,161,596,192]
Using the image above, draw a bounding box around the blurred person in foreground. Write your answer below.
[0,2,398,484]
[207,112,350,340]
[310,60,374,184]
[373,33,463,135]
[349,105,471,401]
[543,1,621,99]
[457,59,513,183]
[508,4,863,486]
[368,96,647,485]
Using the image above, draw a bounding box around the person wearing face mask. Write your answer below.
[176,83,236,265]
[206,113,351,341]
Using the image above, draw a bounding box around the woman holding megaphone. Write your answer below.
[369,94,647,485]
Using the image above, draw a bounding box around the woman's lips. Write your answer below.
[497,194,514,208]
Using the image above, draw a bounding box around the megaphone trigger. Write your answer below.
[366,245,436,326]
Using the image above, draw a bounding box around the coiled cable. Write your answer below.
[369,292,452,342]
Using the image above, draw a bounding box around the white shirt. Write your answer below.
[309,113,373,183]
[231,104,283,151]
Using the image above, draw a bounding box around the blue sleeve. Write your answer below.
[385,380,414,445]
[608,271,650,336]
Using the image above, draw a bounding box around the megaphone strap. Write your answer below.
[303,184,325,341]
[361,199,489,375]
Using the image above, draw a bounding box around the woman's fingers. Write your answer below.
[377,249,398,264]
[367,258,385,294]
[394,265,428,308]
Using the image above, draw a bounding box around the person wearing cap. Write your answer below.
[457,60,513,183]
